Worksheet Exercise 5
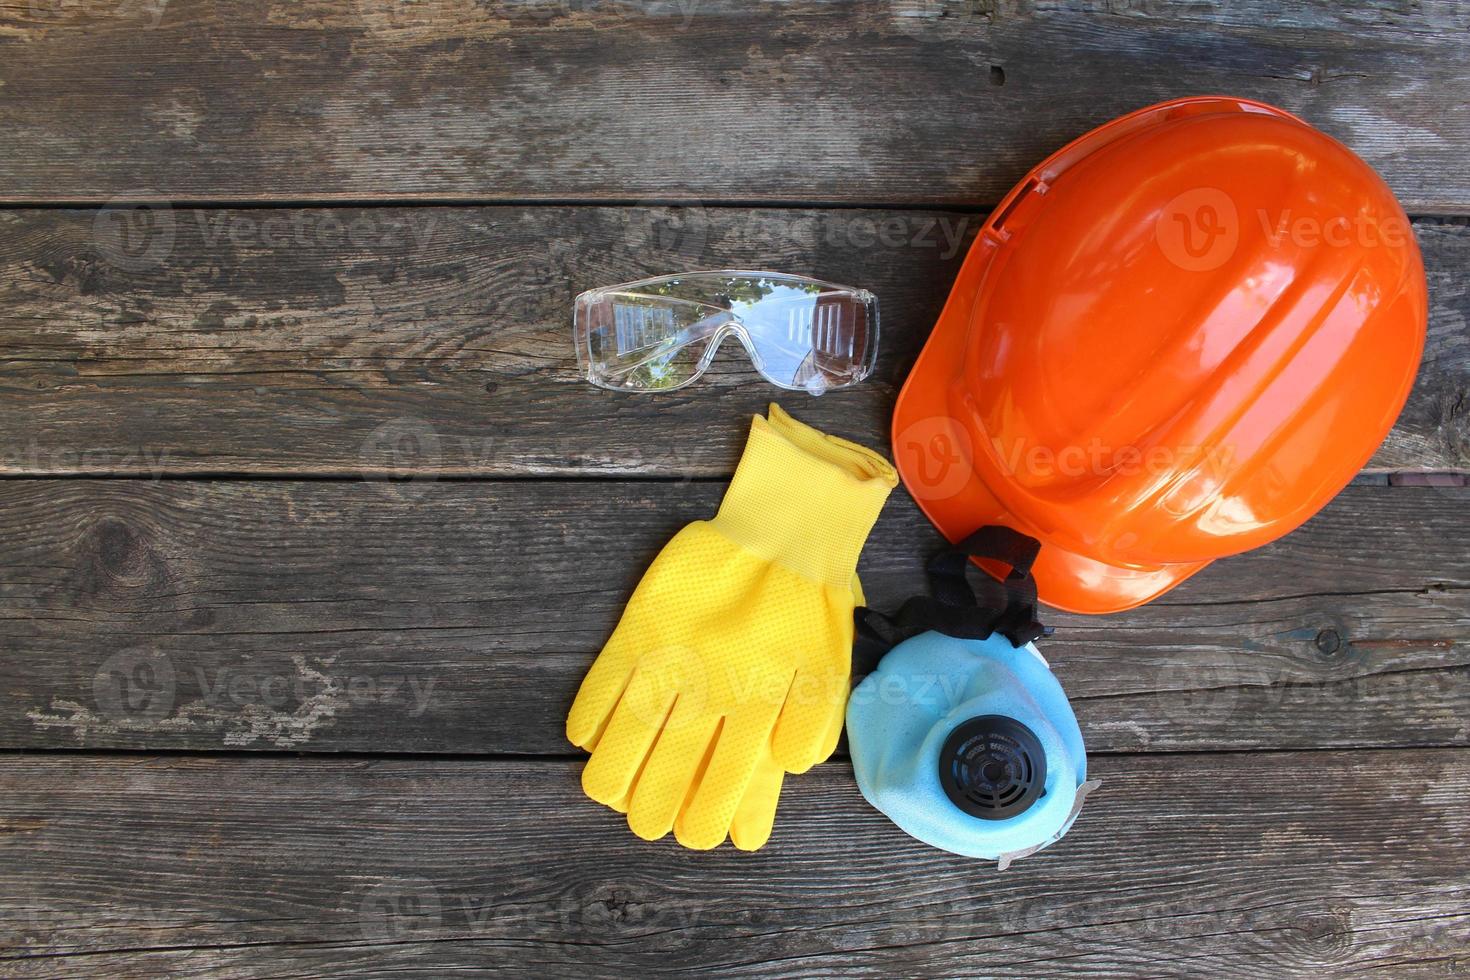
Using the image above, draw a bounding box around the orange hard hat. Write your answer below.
[893,96,1427,614]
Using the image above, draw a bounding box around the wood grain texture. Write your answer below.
[2,479,1464,754]
[0,750,1466,976]
[1,1,1468,210]
[3,207,1467,476]
[2,1,1465,974]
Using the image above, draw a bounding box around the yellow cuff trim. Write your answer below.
[713,405,897,589]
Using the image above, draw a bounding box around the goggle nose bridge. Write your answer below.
[695,318,767,374]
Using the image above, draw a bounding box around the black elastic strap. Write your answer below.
[856,525,1051,652]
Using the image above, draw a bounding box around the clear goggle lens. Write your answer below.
[574,271,879,395]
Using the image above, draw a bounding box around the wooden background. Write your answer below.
[1,1,1467,975]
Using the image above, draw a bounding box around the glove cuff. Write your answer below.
[713,404,897,589]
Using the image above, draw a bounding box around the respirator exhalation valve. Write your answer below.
[939,715,1047,821]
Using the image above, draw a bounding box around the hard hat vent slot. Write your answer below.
[988,177,1044,241]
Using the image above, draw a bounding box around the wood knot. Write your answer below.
[1287,908,1355,963]
[593,889,638,924]
[74,516,167,597]
[1300,615,1359,671]
[579,883,661,933]
[98,519,143,572]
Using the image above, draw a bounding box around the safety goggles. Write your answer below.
[574,271,879,395]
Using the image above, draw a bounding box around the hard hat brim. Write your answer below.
[892,350,1212,614]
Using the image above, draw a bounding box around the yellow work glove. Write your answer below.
[600,696,842,851]
[603,576,863,851]
[567,404,897,849]
[721,569,869,850]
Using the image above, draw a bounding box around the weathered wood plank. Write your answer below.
[0,750,1466,976]
[1,1,1468,211]
[3,207,1466,475]
[2,480,1464,754]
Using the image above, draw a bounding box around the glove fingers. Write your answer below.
[675,704,781,850]
[721,696,842,852]
[771,667,845,773]
[566,637,640,750]
[627,700,722,843]
[729,751,784,851]
[580,667,674,808]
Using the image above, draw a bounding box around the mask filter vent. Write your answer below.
[939,715,1046,821]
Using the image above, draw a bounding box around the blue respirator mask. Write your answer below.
[848,527,1098,869]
